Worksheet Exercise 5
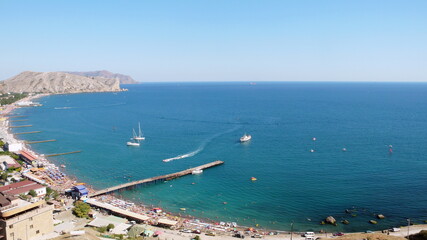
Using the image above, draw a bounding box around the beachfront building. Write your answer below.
[19,150,38,167]
[0,180,46,197]
[71,185,89,200]
[4,142,22,153]
[0,155,21,171]
[0,193,53,240]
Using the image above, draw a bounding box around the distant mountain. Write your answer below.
[64,70,138,84]
[0,71,122,94]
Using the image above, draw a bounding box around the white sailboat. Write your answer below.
[127,128,140,146]
[133,122,145,141]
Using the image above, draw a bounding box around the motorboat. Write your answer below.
[240,134,251,142]
[192,169,203,174]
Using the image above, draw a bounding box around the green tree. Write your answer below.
[107,223,115,231]
[72,201,91,218]
[46,187,53,196]
[0,172,8,180]
[28,189,37,197]
[51,190,60,200]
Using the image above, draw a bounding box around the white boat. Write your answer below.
[192,169,203,174]
[127,129,140,146]
[240,134,251,142]
[133,122,145,141]
[127,141,140,146]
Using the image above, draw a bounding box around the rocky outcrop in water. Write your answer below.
[325,216,337,225]
[64,70,138,84]
[0,71,122,94]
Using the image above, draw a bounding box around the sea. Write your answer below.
[10,82,427,232]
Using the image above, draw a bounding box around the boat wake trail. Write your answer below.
[162,125,241,162]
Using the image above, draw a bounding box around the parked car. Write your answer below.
[192,230,201,234]
[305,232,315,237]
[205,232,216,236]
[333,232,344,236]
[252,234,263,238]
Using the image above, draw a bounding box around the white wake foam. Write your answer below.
[162,125,241,162]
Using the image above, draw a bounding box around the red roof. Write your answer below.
[19,151,37,161]
[0,180,45,196]
[7,185,44,195]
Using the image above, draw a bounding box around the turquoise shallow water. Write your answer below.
[11,82,427,232]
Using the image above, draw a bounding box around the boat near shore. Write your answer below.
[192,169,203,174]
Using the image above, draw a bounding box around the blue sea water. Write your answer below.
[11,82,427,232]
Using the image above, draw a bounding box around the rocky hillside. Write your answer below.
[0,71,122,94]
[64,70,138,84]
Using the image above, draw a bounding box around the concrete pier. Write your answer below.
[46,151,82,157]
[90,160,224,197]
[27,139,56,144]
[15,131,41,135]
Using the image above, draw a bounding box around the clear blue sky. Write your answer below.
[0,0,426,82]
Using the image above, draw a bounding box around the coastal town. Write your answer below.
[0,94,426,240]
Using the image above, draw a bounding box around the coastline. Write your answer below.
[1,93,265,236]
[2,93,427,239]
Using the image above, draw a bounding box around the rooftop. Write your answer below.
[0,180,45,196]
[0,155,21,168]
[20,150,37,161]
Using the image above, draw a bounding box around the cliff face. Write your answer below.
[0,71,122,94]
[64,70,138,84]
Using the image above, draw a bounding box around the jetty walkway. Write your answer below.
[90,160,224,197]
